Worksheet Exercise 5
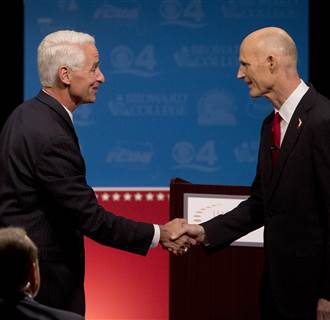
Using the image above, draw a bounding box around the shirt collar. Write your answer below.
[276,80,309,124]
[42,89,73,122]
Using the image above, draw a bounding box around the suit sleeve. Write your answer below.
[201,120,268,250]
[312,116,330,299]
[35,135,154,255]
[201,172,264,250]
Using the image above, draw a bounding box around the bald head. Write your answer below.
[237,27,301,106]
[242,27,297,67]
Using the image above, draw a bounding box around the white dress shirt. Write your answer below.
[276,80,309,145]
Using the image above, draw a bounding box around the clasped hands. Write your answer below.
[159,218,205,255]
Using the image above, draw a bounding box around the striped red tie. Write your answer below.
[271,112,281,166]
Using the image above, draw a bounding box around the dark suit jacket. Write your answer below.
[0,90,154,315]
[202,86,330,318]
[0,294,84,320]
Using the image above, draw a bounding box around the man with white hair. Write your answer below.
[0,30,192,315]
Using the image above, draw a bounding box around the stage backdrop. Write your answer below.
[24,1,309,319]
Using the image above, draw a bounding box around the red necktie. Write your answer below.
[271,112,281,166]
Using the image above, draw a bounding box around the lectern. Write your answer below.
[169,177,264,320]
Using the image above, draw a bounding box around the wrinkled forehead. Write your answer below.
[81,43,99,58]
[78,43,100,68]
[239,39,253,60]
[239,36,266,61]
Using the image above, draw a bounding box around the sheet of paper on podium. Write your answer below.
[183,193,263,247]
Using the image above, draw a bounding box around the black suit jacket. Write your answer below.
[0,294,84,320]
[0,91,154,315]
[202,86,330,318]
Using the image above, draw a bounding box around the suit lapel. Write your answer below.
[261,115,273,189]
[267,87,316,201]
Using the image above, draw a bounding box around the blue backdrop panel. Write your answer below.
[24,0,309,187]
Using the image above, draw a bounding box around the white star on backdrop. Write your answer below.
[156,192,165,201]
[101,193,110,201]
[123,192,132,201]
[146,192,154,201]
[134,192,143,201]
[112,192,121,201]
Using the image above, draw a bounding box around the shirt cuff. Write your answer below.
[150,224,160,248]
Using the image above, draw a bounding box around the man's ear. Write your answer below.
[27,261,41,298]
[58,65,71,85]
[267,55,277,73]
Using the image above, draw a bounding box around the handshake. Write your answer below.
[159,218,206,255]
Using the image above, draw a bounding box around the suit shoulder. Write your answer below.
[13,96,57,120]
[5,96,68,137]
[311,92,330,121]
[307,92,330,141]
[306,87,330,115]
[21,297,84,319]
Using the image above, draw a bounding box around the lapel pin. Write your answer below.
[298,118,303,128]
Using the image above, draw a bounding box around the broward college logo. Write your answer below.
[108,93,187,117]
[174,45,239,68]
[93,3,139,20]
[221,0,299,19]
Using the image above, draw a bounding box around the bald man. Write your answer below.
[180,27,330,320]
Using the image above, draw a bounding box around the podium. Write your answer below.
[169,178,264,320]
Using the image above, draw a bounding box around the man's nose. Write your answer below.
[96,68,105,83]
[236,67,244,79]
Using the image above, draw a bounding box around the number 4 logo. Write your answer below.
[135,45,156,70]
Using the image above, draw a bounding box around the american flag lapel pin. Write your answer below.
[297,118,303,128]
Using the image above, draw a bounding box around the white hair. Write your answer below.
[37,30,95,87]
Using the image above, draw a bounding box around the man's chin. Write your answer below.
[84,97,97,104]
[249,89,260,98]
